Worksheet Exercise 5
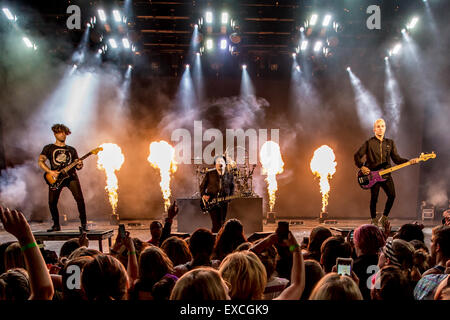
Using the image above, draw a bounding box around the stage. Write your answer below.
[0,218,437,255]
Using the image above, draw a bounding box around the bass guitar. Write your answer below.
[357,152,436,189]
[200,194,240,214]
[44,147,103,190]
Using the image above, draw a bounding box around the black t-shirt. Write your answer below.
[40,144,79,176]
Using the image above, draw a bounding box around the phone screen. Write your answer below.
[337,264,352,276]
[118,224,126,238]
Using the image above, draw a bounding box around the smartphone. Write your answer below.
[118,224,126,239]
[276,221,289,241]
[349,230,354,242]
[336,257,353,276]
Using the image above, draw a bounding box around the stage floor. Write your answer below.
[0,218,437,254]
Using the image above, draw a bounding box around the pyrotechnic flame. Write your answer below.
[97,143,125,215]
[147,140,177,211]
[310,145,337,212]
[259,141,284,212]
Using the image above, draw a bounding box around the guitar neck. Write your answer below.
[379,161,412,175]
[61,152,92,172]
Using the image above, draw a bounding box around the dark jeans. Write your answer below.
[370,175,396,219]
[209,203,228,233]
[49,177,86,226]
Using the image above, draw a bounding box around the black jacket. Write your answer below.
[354,136,408,170]
[200,169,234,197]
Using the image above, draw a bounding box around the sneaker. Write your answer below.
[371,218,379,226]
[47,225,61,232]
[379,215,389,228]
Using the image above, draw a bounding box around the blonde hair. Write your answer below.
[309,273,363,300]
[170,267,228,300]
[219,251,267,300]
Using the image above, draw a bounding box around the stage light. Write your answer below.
[196,52,200,56]
[113,10,121,22]
[385,56,389,61]
[2,8,14,20]
[22,37,33,48]
[346,67,351,72]
[221,12,228,24]
[98,49,102,54]
[194,24,198,28]
[220,39,227,50]
[128,65,133,69]
[206,11,213,24]
[242,64,247,69]
[296,65,301,72]
[185,64,190,69]
[313,41,322,52]
[109,39,118,48]
[300,27,305,32]
[131,45,136,52]
[392,43,402,55]
[322,15,332,26]
[122,38,130,49]
[310,14,318,26]
[98,9,106,22]
[86,22,91,28]
[401,28,406,34]
[292,53,297,58]
[206,39,213,50]
[407,17,419,30]
[301,40,308,51]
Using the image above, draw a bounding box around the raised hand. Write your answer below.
[0,206,33,244]
[168,200,179,220]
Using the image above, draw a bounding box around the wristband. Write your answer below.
[127,251,137,256]
[289,244,300,252]
[21,242,37,252]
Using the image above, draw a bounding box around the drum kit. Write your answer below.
[191,149,258,198]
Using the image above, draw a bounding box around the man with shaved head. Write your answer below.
[354,119,418,227]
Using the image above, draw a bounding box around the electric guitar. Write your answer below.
[357,152,436,189]
[200,194,240,213]
[44,147,103,190]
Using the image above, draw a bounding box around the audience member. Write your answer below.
[303,226,332,262]
[371,265,413,300]
[173,228,219,277]
[309,273,362,300]
[212,219,247,261]
[320,236,352,273]
[352,224,386,300]
[170,267,229,300]
[0,268,30,300]
[300,259,325,300]
[161,236,192,267]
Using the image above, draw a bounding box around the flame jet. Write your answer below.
[259,141,284,212]
[310,145,337,213]
[97,143,125,215]
[147,140,177,211]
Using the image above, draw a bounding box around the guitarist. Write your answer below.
[38,124,87,232]
[200,155,235,233]
[354,119,418,227]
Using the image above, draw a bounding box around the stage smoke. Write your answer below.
[347,69,382,131]
[384,59,403,137]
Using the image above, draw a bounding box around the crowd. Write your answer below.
[0,203,449,301]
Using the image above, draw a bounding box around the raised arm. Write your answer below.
[0,207,54,300]
[275,232,305,300]
[160,201,179,245]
